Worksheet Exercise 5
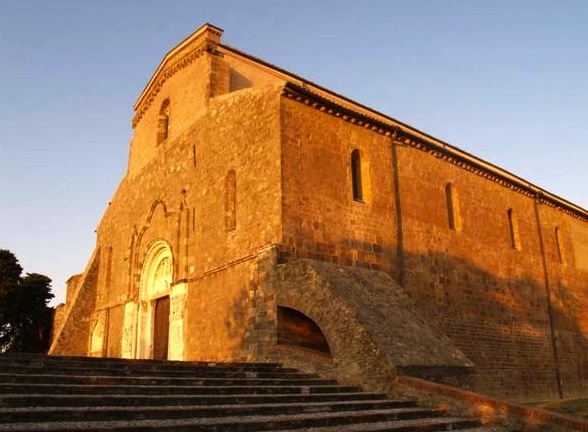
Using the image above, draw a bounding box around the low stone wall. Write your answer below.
[399,375,588,431]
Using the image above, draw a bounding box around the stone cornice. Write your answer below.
[282,83,588,223]
[132,23,223,128]
[132,47,206,128]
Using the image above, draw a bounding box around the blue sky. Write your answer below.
[1,1,587,305]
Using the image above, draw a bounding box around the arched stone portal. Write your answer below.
[129,240,186,360]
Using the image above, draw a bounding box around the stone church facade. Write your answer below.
[51,24,588,401]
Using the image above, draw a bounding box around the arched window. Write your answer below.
[507,208,521,250]
[225,170,236,231]
[277,306,331,356]
[351,149,363,201]
[445,183,462,230]
[156,99,170,145]
[555,227,565,264]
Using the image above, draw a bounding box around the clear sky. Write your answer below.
[1,1,586,305]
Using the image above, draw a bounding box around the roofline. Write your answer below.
[219,43,420,128]
[134,23,224,110]
[283,82,588,220]
[131,27,587,221]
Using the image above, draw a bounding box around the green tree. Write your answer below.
[0,249,54,353]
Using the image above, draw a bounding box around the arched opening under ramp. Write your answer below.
[277,306,331,356]
[270,259,473,394]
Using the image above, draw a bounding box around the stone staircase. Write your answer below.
[0,355,492,431]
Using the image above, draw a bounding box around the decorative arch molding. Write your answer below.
[139,240,173,302]
[146,199,170,226]
[121,198,188,360]
[130,199,174,300]
[122,239,186,361]
[134,240,173,360]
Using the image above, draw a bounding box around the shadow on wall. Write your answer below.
[199,251,278,363]
[230,70,252,92]
[400,249,588,400]
[217,248,588,401]
[268,258,475,395]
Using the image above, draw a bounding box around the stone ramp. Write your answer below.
[0,355,491,431]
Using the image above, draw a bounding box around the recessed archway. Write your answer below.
[136,240,173,359]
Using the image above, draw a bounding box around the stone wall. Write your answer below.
[89,76,283,360]
[394,140,588,399]
[51,33,285,360]
[266,259,474,394]
[277,91,588,400]
[51,24,588,401]
[279,96,398,276]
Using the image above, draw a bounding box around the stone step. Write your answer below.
[0,372,336,387]
[442,429,497,432]
[0,402,437,424]
[279,418,489,432]
[0,355,285,372]
[0,355,486,431]
[0,409,473,431]
[0,392,396,408]
[0,364,313,379]
[0,382,364,395]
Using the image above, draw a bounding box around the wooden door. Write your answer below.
[153,296,170,360]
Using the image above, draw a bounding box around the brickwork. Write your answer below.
[279,97,398,275]
[266,259,474,394]
[393,145,555,398]
[50,248,100,356]
[539,206,588,398]
[387,142,588,399]
[51,23,588,401]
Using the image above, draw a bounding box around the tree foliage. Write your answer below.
[0,249,54,353]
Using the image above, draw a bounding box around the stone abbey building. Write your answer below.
[51,24,588,401]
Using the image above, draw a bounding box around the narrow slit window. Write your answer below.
[351,149,363,201]
[555,227,565,264]
[445,183,462,230]
[157,99,170,145]
[507,208,521,250]
[225,170,236,231]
